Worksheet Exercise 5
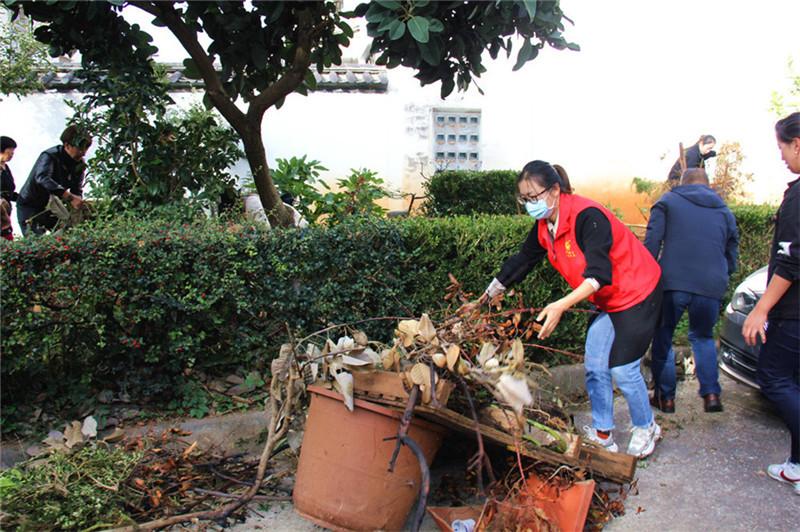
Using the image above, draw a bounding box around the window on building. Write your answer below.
[432,108,482,170]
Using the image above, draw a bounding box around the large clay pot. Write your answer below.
[293,385,447,531]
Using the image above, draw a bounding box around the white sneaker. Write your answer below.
[767,461,800,495]
[582,425,619,452]
[627,421,661,458]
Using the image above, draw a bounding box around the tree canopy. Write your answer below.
[5,0,578,225]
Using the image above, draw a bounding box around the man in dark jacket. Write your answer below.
[644,168,739,413]
[17,125,90,235]
[667,135,717,182]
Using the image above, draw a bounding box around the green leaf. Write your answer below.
[407,16,430,44]
[377,16,397,33]
[513,39,538,71]
[182,58,203,79]
[375,0,402,9]
[365,3,387,23]
[521,0,537,20]
[389,20,406,40]
[428,18,444,33]
[418,38,442,66]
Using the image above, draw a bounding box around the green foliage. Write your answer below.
[2,205,773,429]
[0,10,50,99]
[316,168,392,225]
[770,55,800,117]
[0,445,141,530]
[423,169,519,216]
[356,0,579,97]
[265,155,329,223]
[259,160,391,226]
[69,65,243,211]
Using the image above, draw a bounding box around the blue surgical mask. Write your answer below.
[525,198,554,220]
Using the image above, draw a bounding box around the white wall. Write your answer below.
[2,0,798,235]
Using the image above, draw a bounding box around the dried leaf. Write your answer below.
[432,353,447,368]
[496,374,534,415]
[478,342,497,366]
[446,344,460,371]
[322,338,337,357]
[353,330,369,347]
[336,335,356,352]
[103,428,125,443]
[272,344,293,380]
[305,343,322,361]
[380,348,395,370]
[64,420,84,449]
[333,371,354,411]
[182,441,198,460]
[340,354,372,367]
[511,338,525,370]
[81,416,98,439]
[361,347,381,365]
[421,384,432,404]
[484,358,499,369]
[396,319,419,347]
[418,313,437,342]
[409,363,430,386]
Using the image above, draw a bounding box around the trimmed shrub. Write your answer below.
[423,169,519,216]
[0,204,774,418]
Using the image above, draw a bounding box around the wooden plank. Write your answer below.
[365,395,636,484]
[352,370,454,405]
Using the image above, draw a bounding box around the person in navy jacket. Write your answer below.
[644,168,739,413]
[482,161,663,459]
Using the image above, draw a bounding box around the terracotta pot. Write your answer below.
[293,385,447,531]
[495,475,595,532]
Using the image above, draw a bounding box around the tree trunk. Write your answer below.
[240,122,293,227]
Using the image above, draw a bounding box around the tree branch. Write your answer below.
[247,7,316,121]
[130,1,247,133]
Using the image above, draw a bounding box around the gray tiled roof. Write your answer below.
[35,62,388,93]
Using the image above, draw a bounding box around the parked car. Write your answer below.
[719,266,768,389]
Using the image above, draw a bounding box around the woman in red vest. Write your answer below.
[483,160,663,458]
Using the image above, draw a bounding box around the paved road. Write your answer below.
[583,374,798,532]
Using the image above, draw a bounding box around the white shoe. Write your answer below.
[582,425,619,452]
[627,421,661,458]
[767,461,800,495]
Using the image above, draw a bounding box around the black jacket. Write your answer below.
[768,178,799,320]
[18,146,84,211]
[668,143,717,181]
[1,165,17,202]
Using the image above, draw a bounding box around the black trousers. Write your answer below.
[757,318,800,463]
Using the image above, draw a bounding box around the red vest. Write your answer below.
[537,194,661,313]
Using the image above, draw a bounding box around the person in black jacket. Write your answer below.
[1,136,18,240]
[742,111,800,496]
[17,125,90,236]
[644,168,739,413]
[667,134,717,182]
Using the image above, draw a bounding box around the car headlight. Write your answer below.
[731,290,758,313]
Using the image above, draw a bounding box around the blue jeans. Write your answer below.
[757,319,800,463]
[585,313,654,430]
[651,291,721,400]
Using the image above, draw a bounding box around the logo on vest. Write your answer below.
[564,239,577,258]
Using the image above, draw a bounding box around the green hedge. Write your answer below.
[0,205,773,416]
[423,169,518,216]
